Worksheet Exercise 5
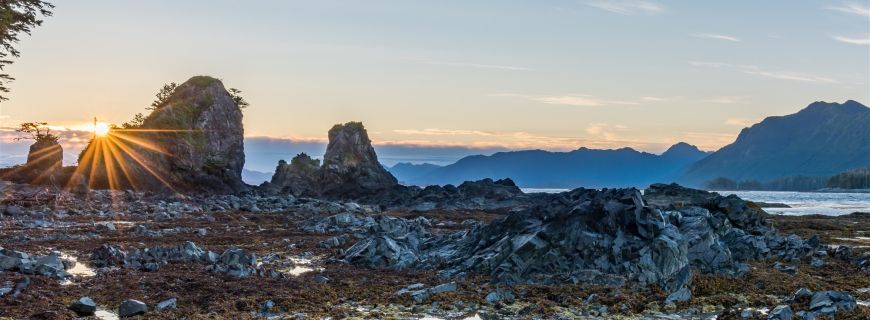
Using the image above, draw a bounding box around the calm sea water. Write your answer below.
[521,188,870,216]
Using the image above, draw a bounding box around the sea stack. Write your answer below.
[77,76,247,193]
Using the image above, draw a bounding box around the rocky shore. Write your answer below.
[1,180,869,319]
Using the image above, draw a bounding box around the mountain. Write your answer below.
[405,142,709,188]
[242,169,273,185]
[681,100,870,187]
[388,163,442,184]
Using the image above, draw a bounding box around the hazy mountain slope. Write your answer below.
[407,143,709,188]
[388,163,442,184]
[681,100,870,187]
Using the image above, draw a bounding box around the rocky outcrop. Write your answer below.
[269,153,320,195]
[78,76,246,193]
[268,122,397,197]
[337,184,821,298]
[0,138,63,185]
[319,122,397,195]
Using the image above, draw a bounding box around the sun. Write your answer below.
[94,122,111,137]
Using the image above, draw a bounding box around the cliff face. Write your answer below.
[269,122,398,197]
[78,76,247,193]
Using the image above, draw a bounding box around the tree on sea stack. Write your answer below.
[75,76,248,193]
[1,121,63,184]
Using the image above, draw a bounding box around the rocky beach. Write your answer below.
[0,77,868,319]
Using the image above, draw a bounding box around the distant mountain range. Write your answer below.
[388,100,870,189]
[681,100,870,187]
[389,142,710,188]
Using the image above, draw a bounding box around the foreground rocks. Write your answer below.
[340,184,822,303]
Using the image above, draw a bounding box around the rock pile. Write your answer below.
[90,241,261,277]
[0,248,72,279]
[339,185,822,300]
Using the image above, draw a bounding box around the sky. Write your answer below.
[0,0,868,168]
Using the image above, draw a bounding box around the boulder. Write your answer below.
[77,76,247,194]
[69,297,97,316]
[118,299,148,318]
[808,291,856,316]
[155,297,177,310]
[768,305,792,320]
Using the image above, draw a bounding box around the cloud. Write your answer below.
[586,1,663,16]
[692,33,741,42]
[393,128,496,136]
[831,35,870,45]
[491,93,647,107]
[725,118,760,127]
[827,3,870,18]
[741,69,837,83]
[422,61,535,71]
[690,61,837,84]
[709,96,748,104]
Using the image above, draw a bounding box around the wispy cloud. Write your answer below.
[422,61,535,71]
[831,35,870,45]
[491,93,654,107]
[724,118,761,127]
[709,96,749,104]
[690,61,837,84]
[692,33,741,42]
[392,128,496,136]
[827,3,870,18]
[586,1,663,16]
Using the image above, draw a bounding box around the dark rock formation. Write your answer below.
[336,184,820,298]
[269,153,321,195]
[78,76,246,193]
[320,122,398,195]
[0,138,63,185]
[268,122,397,197]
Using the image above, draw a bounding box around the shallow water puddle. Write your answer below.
[95,308,119,320]
[59,252,95,285]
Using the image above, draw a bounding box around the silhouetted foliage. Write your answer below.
[121,112,146,129]
[15,121,57,143]
[228,88,249,108]
[763,176,827,191]
[147,82,178,110]
[827,168,870,189]
[0,0,53,101]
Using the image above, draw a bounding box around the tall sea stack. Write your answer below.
[77,76,247,193]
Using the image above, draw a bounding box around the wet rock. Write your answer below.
[3,205,23,217]
[810,256,825,268]
[119,299,148,318]
[485,289,515,304]
[665,287,692,305]
[768,305,792,320]
[313,274,330,284]
[774,262,797,274]
[69,297,97,316]
[319,234,349,249]
[155,297,177,310]
[404,282,458,303]
[808,291,856,317]
[96,222,116,232]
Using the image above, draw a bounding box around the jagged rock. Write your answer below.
[78,76,247,194]
[69,297,97,316]
[268,122,398,198]
[808,291,856,317]
[398,282,458,303]
[118,299,148,318]
[768,305,792,320]
[665,287,692,305]
[340,184,821,299]
[485,289,515,304]
[270,153,321,196]
[155,297,177,310]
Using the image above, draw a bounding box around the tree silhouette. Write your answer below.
[15,121,57,143]
[147,82,178,110]
[0,0,53,101]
